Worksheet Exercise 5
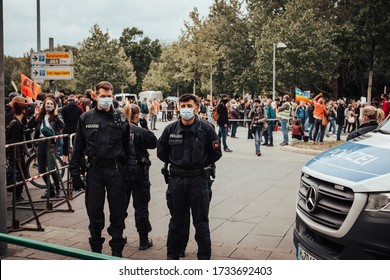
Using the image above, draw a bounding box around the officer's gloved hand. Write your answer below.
[72,175,86,191]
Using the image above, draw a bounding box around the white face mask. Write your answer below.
[98,97,113,110]
[180,108,194,121]
[45,105,55,112]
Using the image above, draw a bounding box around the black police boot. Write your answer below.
[112,251,123,258]
[139,234,153,250]
[89,237,105,254]
[109,236,126,258]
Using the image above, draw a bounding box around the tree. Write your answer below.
[336,0,390,102]
[208,0,258,97]
[74,24,136,92]
[256,0,339,97]
[4,54,30,95]
[119,28,162,93]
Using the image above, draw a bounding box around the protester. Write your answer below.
[277,95,291,146]
[311,93,328,144]
[217,94,233,152]
[60,95,83,164]
[264,99,276,146]
[28,97,64,198]
[248,98,267,156]
[291,119,305,141]
[6,96,30,202]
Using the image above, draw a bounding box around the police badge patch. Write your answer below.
[212,140,219,149]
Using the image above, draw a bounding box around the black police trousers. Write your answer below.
[85,162,127,253]
[181,185,212,254]
[166,175,211,260]
[126,165,152,235]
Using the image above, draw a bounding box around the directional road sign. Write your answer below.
[31,66,74,80]
[30,51,73,65]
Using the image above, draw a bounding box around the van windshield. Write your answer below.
[375,117,390,133]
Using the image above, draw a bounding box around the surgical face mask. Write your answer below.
[180,108,194,121]
[98,97,113,110]
[45,105,54,112]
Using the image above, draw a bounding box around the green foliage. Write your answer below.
[256,0,339,96]
[4,0,390,100]
[119,27,162,93]
[74,24,136,92]
[4,54,30,95]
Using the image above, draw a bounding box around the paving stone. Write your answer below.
[0,120,322,261]
[230,248,271,260]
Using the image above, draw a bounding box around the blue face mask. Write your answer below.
[98,97,112,110]
[180,108,194,121]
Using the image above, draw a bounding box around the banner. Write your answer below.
[20,72,40,100]
[295,87,311,103]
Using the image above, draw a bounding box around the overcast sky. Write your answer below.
[3,0,214,57]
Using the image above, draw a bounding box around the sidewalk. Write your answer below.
[1,120,346,260]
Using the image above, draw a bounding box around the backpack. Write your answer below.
[212,107,219,121]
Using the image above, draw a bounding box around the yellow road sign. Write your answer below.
[31,66,74,80]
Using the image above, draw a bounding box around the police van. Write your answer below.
[294,116,390,260]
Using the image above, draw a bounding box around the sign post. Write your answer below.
[30,48,74,85]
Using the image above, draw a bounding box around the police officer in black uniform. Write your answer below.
[69,81,132,257]
[157,93,222,260]
[123,103,157,250]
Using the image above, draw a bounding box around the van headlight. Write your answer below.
[365,193,390,218]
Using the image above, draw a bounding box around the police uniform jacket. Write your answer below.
[131,124,157,162]
[157,116,222,170]
[69,107,131,177]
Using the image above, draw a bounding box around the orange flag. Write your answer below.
[20,72,41,100]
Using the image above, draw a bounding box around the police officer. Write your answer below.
[157,93,222,260]
[69,81,132,257]
[123,103,157,250]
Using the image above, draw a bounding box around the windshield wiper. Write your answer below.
[373,128,390,134]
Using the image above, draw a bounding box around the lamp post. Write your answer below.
[203,63,213,103]
[272,42,287,101]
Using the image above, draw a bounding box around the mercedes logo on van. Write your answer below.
[306,185,318,213]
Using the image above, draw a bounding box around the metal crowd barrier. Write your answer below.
[5,134,75,232]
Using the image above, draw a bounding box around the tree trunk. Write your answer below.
[367,43,375,104]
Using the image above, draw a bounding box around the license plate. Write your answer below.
[297,244,317,260]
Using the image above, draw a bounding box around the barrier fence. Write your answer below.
[5,134,75,232]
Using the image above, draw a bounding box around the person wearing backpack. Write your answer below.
[6,96,30,202]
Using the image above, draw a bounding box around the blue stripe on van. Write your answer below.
[305,142,389,182]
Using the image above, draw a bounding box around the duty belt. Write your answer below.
[88,157,125,168]
[170,168,208,177]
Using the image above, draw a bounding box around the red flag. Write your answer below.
[20,72,40,100]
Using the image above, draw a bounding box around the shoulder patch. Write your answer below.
[212,140,220,149]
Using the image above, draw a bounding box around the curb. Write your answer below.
[281,145,322,156]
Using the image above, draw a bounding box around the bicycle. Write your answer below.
[25,145,66,189]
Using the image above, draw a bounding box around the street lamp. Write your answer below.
[203,63,213,103]
[272,42,287,101]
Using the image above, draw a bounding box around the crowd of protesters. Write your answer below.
[3,87,389,257]
[191,92,388,155]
